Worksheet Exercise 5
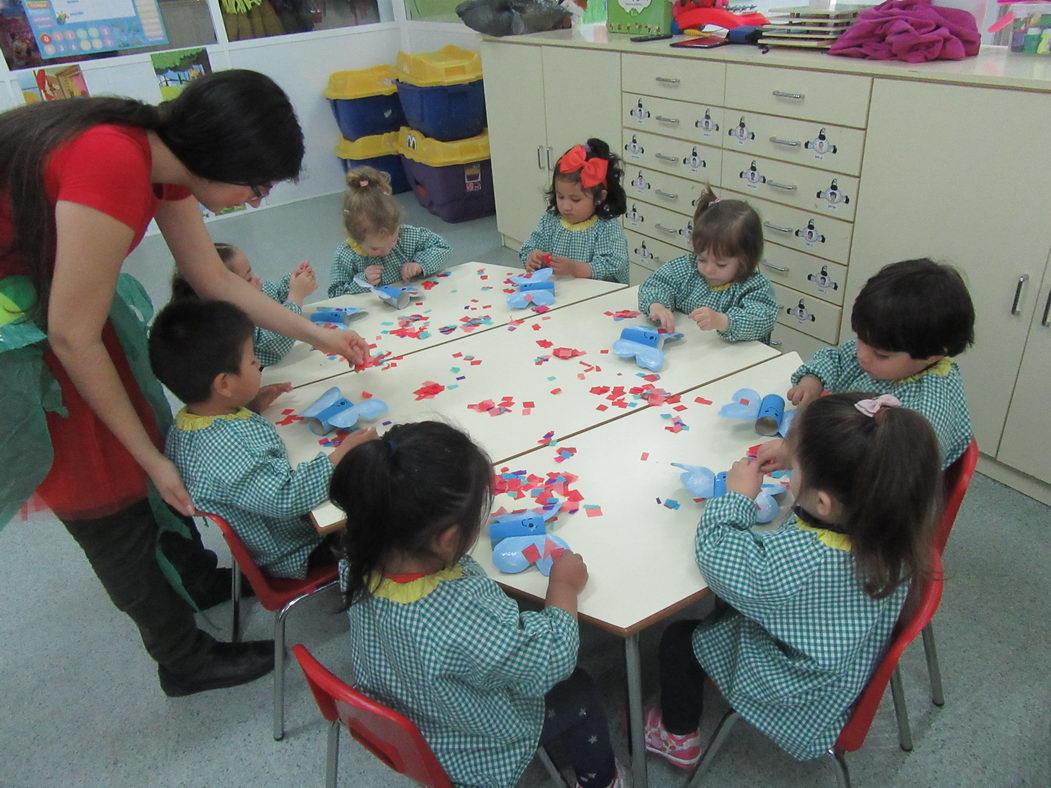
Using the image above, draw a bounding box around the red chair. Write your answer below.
[687,550,945,788]
[922,438,979,706]
[291,644,569,788]
[203,513,339,741]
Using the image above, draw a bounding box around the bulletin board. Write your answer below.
[21,0,167,59]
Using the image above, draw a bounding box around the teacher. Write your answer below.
[0,70,367,696]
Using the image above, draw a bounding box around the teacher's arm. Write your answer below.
[49,201,195,515]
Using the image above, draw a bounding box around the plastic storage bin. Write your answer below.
[325,66,405,140]
[607,0,674,34]
[397,127,495,223]
[335,132,410,194]
[394,46,486,142]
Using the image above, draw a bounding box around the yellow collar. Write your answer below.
[347,237,366,255]
[175,406,254,431]
[369,564,464,604]
[795,516,852,553]
[559,215,599,232]
[897,356,954,384]
[708,281,732,292]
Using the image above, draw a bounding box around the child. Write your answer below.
[328,167,451,297]
[330,421,628,788]
[520,138,629,284]
[760,258,974,470]
[171,242,318,367]
[149,299,375,579]
[645,393,941,766]
[638,186,777,341]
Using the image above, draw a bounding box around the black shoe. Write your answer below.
[159,640,274,697]
[191,567,256,611]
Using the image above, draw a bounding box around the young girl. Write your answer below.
[645,393,941,766]
[637,186,777,342]
[171,242,317,367]
[520,138,629,284]
[331,421,628,788]
[327,167,451,297]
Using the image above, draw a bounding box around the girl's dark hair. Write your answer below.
[331,421,494,606]
[170,242,238,301]
[545,138,627,219]
[691,185,763,282]
[0,69,304,318]
[342,166,400,242]
[852,258,975,358]
[789,392,941,599]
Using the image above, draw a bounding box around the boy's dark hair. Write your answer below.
[331,421,493,607]
[691,185,763,282]
[546,138,627,220]
[170,243,238,302]
[852,258,975,358]
[149,299,254,405]
[790,392,941,599]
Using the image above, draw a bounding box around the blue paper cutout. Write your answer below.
[299,386,388,435]
[611,325,684,372]
[671,463,789,524]
[719,388,796,436]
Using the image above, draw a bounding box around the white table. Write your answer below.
[261,263,625,389]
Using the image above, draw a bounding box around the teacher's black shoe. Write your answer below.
[159,640,274,697]
[190,567,256,611]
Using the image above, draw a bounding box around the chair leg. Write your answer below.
[687,709,740,787]
[826,748,851,788]
[230,566,242,644]
[889,667,913,752]
[921,622,945,707]
[325,718,340,788]
[536,746,569,787]
[273,607,288,741]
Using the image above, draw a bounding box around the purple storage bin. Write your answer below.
[399,157,495,224]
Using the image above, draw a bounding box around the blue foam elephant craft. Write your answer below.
[352,275,419,309]
[611,325,684,372]
[507,267,556,309]
[299,387,388,436]
[719,388,796,437]
[671,462,788,524]
[488,511,569,576]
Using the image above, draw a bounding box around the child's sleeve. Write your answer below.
[406,226,451,275]
[791,339,853,388]
[518,213,551,266]
[262,273,292,305]
[255,275,300,366]
[719,273,778,342]
[588,220,629,284]
[327,243,370,297]
[638,255,692,314]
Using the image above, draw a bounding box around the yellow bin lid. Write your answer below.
[395,46,482,87]
[397,127,489,167]
[325,65,398,100]
[335,131,399,160]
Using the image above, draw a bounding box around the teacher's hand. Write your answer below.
[146,454,195,517]
[312,326,370,367]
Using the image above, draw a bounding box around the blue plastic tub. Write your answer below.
[395,80,486,142]
[335,133,410,194]
[328,94,405,140]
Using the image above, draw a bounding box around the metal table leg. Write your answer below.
[625,633,648,788]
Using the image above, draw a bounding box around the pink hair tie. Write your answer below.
[359,179,369,187]
[855,394,902,418]
[710,198,721,205]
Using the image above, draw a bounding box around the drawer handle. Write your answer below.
[772,90,805,100]
[655,115,680,125]
[655,223,680,235]
[655,189,679,200]
[767,180,797,192]
[656,76,681,85]
[767,338,783,347]
[763,221,793,234]
[1042,289,1051,327]
[762,260,790,273]
[770,136,802,147]
[1011,274,1029,315]
[655,153,678,162]
[536,146,543,170]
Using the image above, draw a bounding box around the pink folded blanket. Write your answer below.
[828,0,980,62]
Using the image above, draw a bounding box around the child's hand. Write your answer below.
[248,382,292,413]
[726,457,763,500]
[328,426,378,464]
[364,265,382,286]
[549,255,585,278]
[524,250,548,272]
[288,263,317,304]
[549,550,588,594]
[787,375,823,407]
[689,306,729,332]
[649,303,675,332]
[400,261,422,281]
[756,438,790,474]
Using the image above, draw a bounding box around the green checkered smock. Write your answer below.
[518,212,629,284]
[637,254,777,342]
[255,274,301,367]
[166,407,328,579]
[342,555,579,787]
[792,339,972,467]
[327,225,451,297]
[693,494,907,761]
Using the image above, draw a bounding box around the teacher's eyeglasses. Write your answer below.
[250,183,273,201]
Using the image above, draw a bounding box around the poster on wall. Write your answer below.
[23,62,89,102]
[20,0,168,59]
[150,47,211,101]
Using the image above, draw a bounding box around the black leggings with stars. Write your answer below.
[539,667,616,787]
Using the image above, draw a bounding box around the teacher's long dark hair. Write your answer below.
[0,69,305,315]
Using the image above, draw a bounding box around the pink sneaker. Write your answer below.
[643,707,702,769]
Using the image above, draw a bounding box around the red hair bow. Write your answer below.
[558,145,608,188]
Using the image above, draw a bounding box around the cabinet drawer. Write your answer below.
[730,193,852,264]
[623,94,725,147]
[623,202,693,252]
[626,228,687,272]
[722,150,858,221]
[725,65,871,128]
[772,283,842,344]
[768,322,831,360]
[759,242,847,306]
[625,167,705,218]
[623,129,721,184]
[622,54,725,105]
[722,112,865,176]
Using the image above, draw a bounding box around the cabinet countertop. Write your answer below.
[485,27,1051,93]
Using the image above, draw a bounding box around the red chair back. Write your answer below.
[835,550,944,752]
[933,438,979,554]
[203,513,337,612]
[292,644,453,788]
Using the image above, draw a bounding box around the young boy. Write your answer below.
[149,299,374,579]
[761,258,975,470]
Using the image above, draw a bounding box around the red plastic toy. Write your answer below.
[673,0,768,30]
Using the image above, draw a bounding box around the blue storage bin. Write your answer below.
[325,67,405,140]
[335,133,410,194]
[394,80,486,142]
